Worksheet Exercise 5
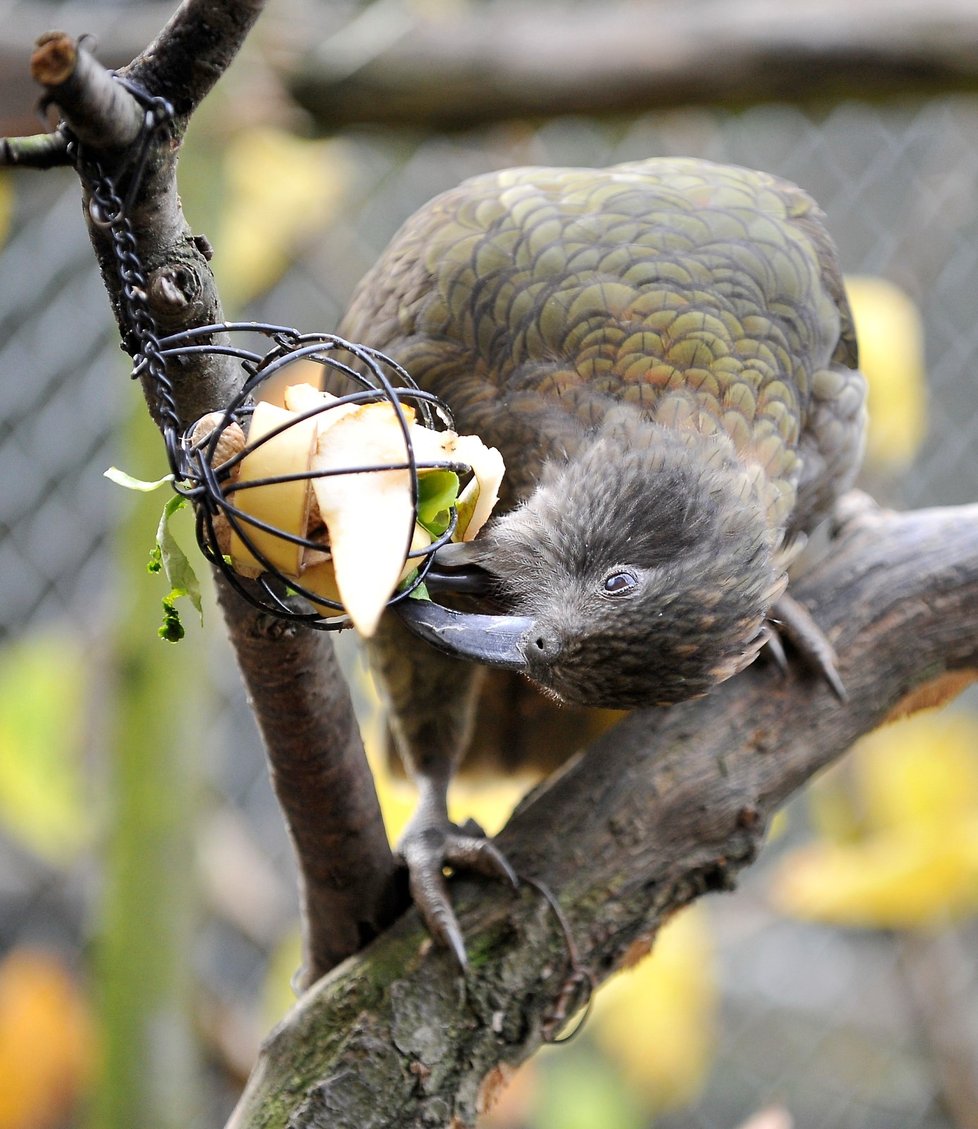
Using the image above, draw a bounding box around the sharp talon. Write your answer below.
[482,840,519,888]
[399,816,519,960]
[823,662,848,704]
[770,593,847,701]
[760,623,788,675]
[444,922,469,971]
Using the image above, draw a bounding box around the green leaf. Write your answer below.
[452,476,480,541]
[152,495,203,640]
[159,596,187,642]
[104,466,175,492]
[416,470,459,536]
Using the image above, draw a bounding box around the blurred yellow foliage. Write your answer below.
[215,127,353,309]
[589,906,715,1114]
[371,762,540,846]
[0,175,11,249]
[263,929,304,1026]
[0,632,92,863]
[772,711,978,927]
[0,949,95,1129]
[845,274,927,471]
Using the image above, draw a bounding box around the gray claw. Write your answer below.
[398,820,518,967]
[770,593,847,702]
[760,622,788,675]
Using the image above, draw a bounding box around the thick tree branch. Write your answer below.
[213,589,404,984]
[285,0,978,131]
[9,5,401,981]
[228,495,978,1129]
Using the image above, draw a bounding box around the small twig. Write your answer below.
[0,131,71,168]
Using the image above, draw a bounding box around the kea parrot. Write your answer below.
[337,157,867,964]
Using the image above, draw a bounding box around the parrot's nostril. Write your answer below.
[527,632,560,664]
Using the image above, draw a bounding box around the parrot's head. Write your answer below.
[396,424,786,710]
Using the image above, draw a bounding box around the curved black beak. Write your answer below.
[393,597,534,671]
[421,540,494,597]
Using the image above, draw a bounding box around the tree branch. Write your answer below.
[123,0,268,119]
[9,5,401,982]
[227,494,978,1129]
[0,130,70,168]
[285,0,978,131]
[32,30,144,149]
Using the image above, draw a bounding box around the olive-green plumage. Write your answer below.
[338,157,866,960]
[342,158,864,533]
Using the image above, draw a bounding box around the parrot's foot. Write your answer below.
[398,816,518,968]
[830,488,888,536]
[769,593,846,701]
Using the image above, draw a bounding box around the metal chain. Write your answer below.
[63,82,182,464]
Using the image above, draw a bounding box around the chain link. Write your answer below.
[63,81,182,460]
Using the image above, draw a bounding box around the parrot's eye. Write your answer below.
[603,569,638,595]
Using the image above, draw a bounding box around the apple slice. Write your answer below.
[309,402,420,637]
[228,401,319,577]
[443,434,504,540]
[298,524,431,614]
[223,381,506,634]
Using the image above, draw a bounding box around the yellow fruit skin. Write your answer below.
[228,402,319,577]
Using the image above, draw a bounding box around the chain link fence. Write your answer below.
[2,74,977,1129]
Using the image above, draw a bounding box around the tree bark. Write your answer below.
[227,494,978,1129]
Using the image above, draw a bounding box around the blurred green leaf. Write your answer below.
[0,174,12,250]
[0,632,92,862]
[533,1048,644,1129]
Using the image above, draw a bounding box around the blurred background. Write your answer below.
[2,2,978,1127]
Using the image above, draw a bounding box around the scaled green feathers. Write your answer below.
[341,157,865,538]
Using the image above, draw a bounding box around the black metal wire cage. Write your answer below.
[141,321,470,630]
